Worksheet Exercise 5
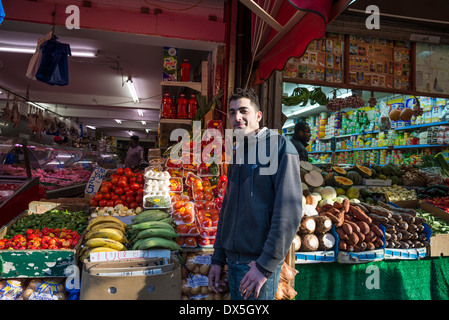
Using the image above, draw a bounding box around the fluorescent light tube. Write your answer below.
[141,121,146,125]
[137,109,144,116]
[86,125,96,130]
[28,102,45,111]
[126,79,139,103]
[115,119,122,124]
[0,44,97,57]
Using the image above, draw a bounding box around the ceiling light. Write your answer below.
[115,119,122,124]
[28,102,45,111]
[126,79,139,103]
[86,125,96,130]
[145,129,151,133]
[0,44,97,57]
[128,131,134,136]
[141,121,146,125]
[137,109,144,116]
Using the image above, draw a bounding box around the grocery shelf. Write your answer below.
[309,151,332,154]
[335,147,388,152]
[394,121,449,131]
[393,144,449,149]
[317,130,379,141]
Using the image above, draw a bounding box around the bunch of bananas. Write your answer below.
[282,87,329,107]
[78,216,128,262]
[128,210,181,252]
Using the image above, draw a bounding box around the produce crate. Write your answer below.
[384,247,427,260]
[295,251,335,264]
[389,200,421,209]
[336,249,384,264]
[419,202,449,257]
[0,203,87,278]
[362,179,392,186]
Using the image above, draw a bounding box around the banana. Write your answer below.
[85,238,126,251]
[88,222,127,234]
[130,220,175,231]
[137,237,182,251]
[85,229,127,244]
[136,228,179,240]
[131,210,170,224]
[132,238,146,250]
[87,216,126,230]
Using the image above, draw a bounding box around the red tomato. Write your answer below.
[176,237,185,246]
[135,194,143,204]
[100,186,109,194]
[184,237,197,247]
[125,190,134,197]
[126,195,135,204]
[89,198,98,206]
[103,193,111,200]
[114,199,123,206]
[201,217,213,228]
[197,238,210,246]
[175,225,189,234]
[124,167,131,173]
[116,168,124,175]
[111,177,118,185]
[99,199,107,207]
[125,170,133,178]
[117,180,127,188]
[114,187,124,195]
[128,176,137,184]
[137,176,144,184]
[111,194,119,201]
[136,188,144,196]
[204,201,216,210]
[130,183,140,191]
[94,193,103,201]
[130,202,138,209]
[120,195,126,201]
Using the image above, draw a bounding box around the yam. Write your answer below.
[366,242,376,251]
[355,221,370,235]
[342,198,350,214]
[342,222,353,235]
[345,220,361,233]
[338,239,347,251]
[370,224,384,238]
[336,228,349,240]
[320,211,341,225]
[292,235,302,251]
[314,216,332,234]
[350,205,372,224]
[365,231,377,243]
[303,170,324,188]
[354,229,365,242]
[299,216,316,234]
[300,234,319,252]
[347,232,360,245]
[368,213,389,225]
[318,233,336,251]
[333,201,344,210]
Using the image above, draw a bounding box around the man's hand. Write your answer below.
[208,264,226,293]
[239,261,267,300]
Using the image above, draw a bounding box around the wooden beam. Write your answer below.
[255,10,306,61]
[239,0,283,32]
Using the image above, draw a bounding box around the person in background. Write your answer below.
[208,88,303,300]
[290,121,311,162]
[124,135,143,170]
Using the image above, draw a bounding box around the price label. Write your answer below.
[84,166,106,196]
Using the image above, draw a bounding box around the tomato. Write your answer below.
[114,199,123,206]
[125,170,134,178]
[110,194,119,201]
[120,195,126,201]
[135,194,143,204]
[204,192,213,201]
[89,198,98,206]
[114,187,124,195]
[204,201,216,210]
[124,167,132,173]
[126,195,135,204]
[103,193,111,200]
[111,177,118,185]
[130,202,139,209]
[197,238,210,246]
[117,180,127,188]
[137,176,144,184]
[172,210,183,222]
[106,200,115,207]
[116,168,124,175]
[130,183,140,191]
[129,176,137,184]
[173,200,185,210]
[201,217,213,228]
[125,190,134,197]
[94,193,103,201]
[184,237,197,247]
[100,186,109,194]
[176,237,185,246]
[175,225,189,234]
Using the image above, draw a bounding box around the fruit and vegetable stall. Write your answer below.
[1,145,449,300]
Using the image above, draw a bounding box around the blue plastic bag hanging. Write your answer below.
[0,0,5,25]
[35,36,71,86]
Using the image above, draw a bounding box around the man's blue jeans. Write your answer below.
[227,260,282,300]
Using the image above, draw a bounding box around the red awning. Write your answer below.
[243,0,354,83]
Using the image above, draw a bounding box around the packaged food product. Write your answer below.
[0,279,27,300]
[22,278,67,300]
[172,201,195,224]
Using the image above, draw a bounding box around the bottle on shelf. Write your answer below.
[181,59,191,82]
[188,94,198,120]
[162,93,172,119]
[177,93,188,119]
[170,95,177,119]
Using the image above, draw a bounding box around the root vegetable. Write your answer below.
[304,170,324,188]
[336,228,349,240]
[318,233,336,250]
[343,199,350,214]
[342,222,353,235]
[350,205,372,224]
[300,234,319,252]
[314,216,332,233]
[339,239,347,251]
[347,232,360,245]
[293,234,302,251]
[355,221,370,235]
[299,216,316,234]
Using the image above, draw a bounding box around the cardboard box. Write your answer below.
[390,199,421,209]
[419,202,449,257]
[80,256,181,300]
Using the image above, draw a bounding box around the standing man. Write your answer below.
[290,121,311,162]
[124,135,143,170]
[208,88,303,300]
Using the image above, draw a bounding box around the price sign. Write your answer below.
[84,166,106,197]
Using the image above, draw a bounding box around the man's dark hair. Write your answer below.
[229,87,260,111]
[294,121,310,135]
[130,135,139,142]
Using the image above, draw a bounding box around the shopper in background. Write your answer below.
[290,121,311,162]
[124,135,143,170]
[208,88,303,300]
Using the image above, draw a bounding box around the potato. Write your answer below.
[199,264,211,275]
[201,286,209,295]
[190,285,201,295]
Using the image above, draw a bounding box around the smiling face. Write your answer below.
[228,97,262,134]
